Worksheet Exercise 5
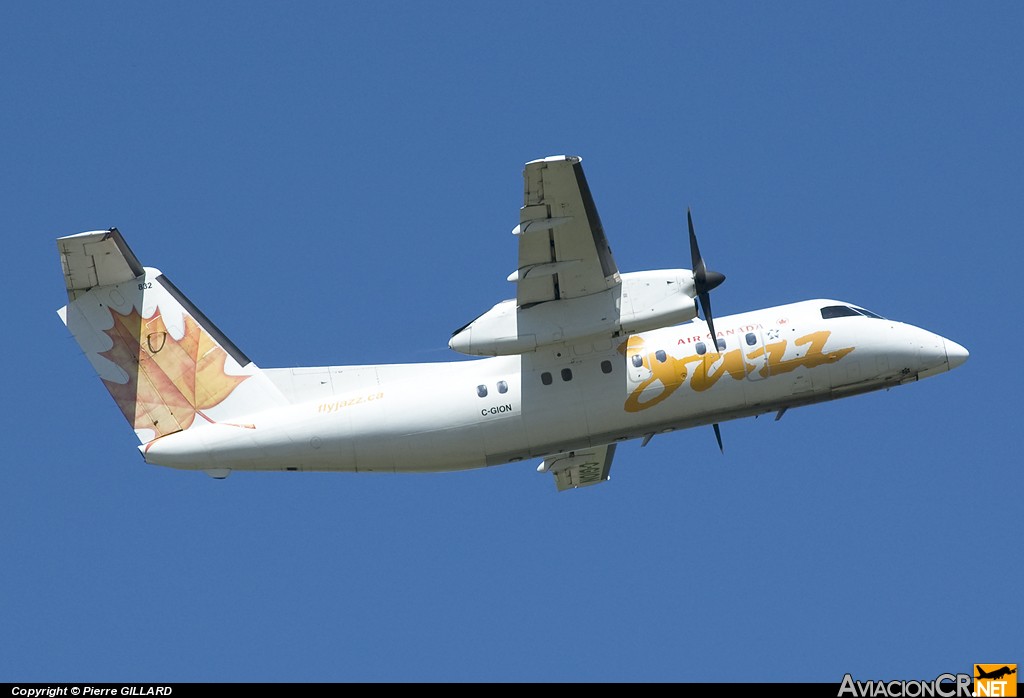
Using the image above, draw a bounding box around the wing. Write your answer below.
[543,444,616,491]
[512,156,620,306]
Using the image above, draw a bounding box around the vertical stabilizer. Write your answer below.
[58,229,288,444]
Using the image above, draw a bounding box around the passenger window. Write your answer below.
[601,360,613,374]
[655,350,667,363]
[541,372,552,386]
[561,368,573,382]
[631,354,643,368]
[476,385,488,398]
[497,380,508,394]
[716,338,726,351]
[746,332,757,346]
[696,342,706,355]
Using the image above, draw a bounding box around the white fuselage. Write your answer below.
[142,299,965,474]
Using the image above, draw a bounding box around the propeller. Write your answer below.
[687,208,726,344]
[688,208,727,454]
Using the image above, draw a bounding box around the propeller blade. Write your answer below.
[687,208,706,284]
[713,423,724,453]
[699,291,719,352]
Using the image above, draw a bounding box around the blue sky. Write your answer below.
[2,1,1020,682]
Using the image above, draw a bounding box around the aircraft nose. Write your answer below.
[944,339,969,370]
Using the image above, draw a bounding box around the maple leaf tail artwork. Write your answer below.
[98,305,250,440]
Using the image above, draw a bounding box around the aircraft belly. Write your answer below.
[142,402,356,472]
[390,424,488,472]
[478,412,529,467]
[519,382,591,457]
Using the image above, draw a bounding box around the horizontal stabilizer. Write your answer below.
[59,228,144,301]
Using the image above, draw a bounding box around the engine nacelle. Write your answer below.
[449,270,697,356]
[618,269,697,334]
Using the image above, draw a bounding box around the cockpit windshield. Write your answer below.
[820,305,886,320]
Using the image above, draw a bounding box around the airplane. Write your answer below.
[56,155,969,490]
[976,666,1017,681]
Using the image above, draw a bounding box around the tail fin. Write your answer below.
[58,229,288,444]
